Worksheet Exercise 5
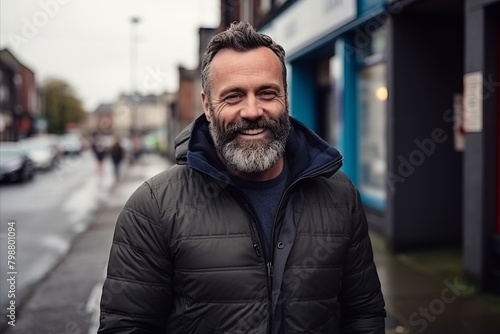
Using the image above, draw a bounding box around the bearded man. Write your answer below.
[99,21,386,334]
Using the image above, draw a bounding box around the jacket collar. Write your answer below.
[174,114,343,182]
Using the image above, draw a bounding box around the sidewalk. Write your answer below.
[4,153,500,334]
[372,232,500,334]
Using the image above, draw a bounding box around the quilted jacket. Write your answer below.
[98,115,386,334]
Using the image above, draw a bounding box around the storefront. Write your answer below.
[260,0,390,210]
[261,0,463,248]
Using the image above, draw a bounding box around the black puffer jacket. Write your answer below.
[99,115,386,334]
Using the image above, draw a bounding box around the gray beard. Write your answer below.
[208,115,290,174]
[220,136,284,173]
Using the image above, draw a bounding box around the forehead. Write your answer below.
[209,47,283,88]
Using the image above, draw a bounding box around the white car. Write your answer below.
[20,136,60,170]
[60,133,84,155]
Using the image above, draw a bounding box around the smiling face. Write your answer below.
[201,47,290,180]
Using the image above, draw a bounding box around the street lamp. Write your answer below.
[129,16,141,163]
[130,17,140,95]
[130,16,140,136]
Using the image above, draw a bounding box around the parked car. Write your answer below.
[0,142,35,183]
[60,132,84,155]
[20,136,61,171]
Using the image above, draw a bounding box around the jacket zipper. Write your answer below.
[267,261,273,277]
[237,195,275,332]
[253,243,262,257]
[267,261,274,333]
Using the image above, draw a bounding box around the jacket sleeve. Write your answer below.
[98,181,173,333]
[338,189,386,334]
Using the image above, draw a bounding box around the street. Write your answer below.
[0,151,171,332]
[0,151,114,315]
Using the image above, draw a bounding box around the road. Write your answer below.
[0,151,115,315]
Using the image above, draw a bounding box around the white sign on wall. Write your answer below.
[463,71,483,132]
[260,0,357,57]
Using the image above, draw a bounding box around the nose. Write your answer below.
[240,95,263,120]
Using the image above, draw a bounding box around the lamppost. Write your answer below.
[130,16,140,137]
[129,16,141,163]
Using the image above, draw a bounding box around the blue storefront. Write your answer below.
[261,0,390,210]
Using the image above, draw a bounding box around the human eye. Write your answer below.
[259,90,278,100]
[223,93,243,104]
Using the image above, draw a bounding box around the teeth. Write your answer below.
[240,128,264,135]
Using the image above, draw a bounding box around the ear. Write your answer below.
[201,91,211,122]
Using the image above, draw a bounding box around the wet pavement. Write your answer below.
[373,235,500,333]
[0,151,116,319]
[2,153,500,333]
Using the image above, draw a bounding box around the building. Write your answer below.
[111,93,169,137]
[92,103,114,136]
[89,92,173,156]
[176,66,198,133]
[0,48,41,141]
[168,27,218,159]
[218,0,500,294]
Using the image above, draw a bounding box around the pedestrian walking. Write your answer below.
[91,138,107,179]
[109,136,125,180]
[98,21,386,334]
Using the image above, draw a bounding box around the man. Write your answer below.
[109,135,125,180]
[99,21,386,333]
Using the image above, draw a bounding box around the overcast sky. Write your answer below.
[0,0,220,111]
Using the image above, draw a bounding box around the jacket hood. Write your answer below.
[174,114,343,182]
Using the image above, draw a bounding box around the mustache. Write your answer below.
[224,117,281,138]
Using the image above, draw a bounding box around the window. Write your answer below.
[358,63,387,207]
[356,20,387,210]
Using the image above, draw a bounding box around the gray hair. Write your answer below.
[200,21,287,101]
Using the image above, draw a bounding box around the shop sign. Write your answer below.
[260,0,357,57]
[463,71,483,132]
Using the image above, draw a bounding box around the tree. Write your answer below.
[43,78,86,134]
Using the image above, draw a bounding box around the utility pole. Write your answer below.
[130,16,141,163]
[130,16,140,136]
